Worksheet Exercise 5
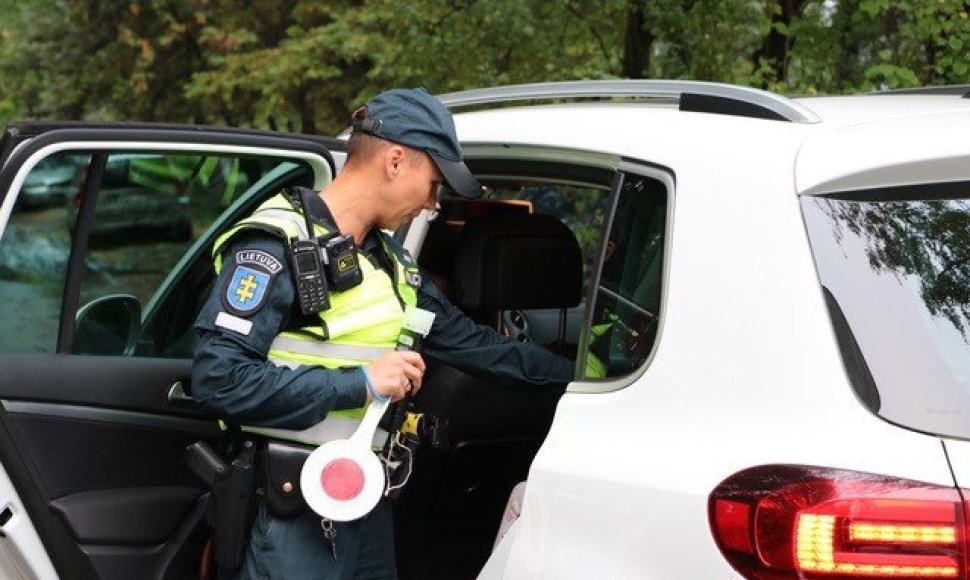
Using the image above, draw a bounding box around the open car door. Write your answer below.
[0,123,339,580]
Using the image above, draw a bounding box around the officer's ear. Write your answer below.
[384,145,407,179]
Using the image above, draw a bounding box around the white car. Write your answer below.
[1,81,970,580]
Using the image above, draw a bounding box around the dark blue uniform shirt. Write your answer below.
[192,195,574,430]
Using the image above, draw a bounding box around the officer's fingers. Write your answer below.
[397,351,426,373]
[402,364,423,392]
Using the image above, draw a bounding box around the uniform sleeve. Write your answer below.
[419,275,575,385]
[191,233,366,429]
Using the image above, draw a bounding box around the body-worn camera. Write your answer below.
[322,234,363,292]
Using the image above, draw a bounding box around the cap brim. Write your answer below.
[430,155,481,199]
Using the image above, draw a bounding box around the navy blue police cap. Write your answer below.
[352,88,482,199]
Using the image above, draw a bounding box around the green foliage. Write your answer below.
[0,98,16,128]
[651,0,766,82]
[0,0,965,132]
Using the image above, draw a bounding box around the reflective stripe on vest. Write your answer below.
[268,336,393,363]
[212,192,420,446]
[243,415,390,450]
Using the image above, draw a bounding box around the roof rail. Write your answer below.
[437,80,821,124]
[875,85,970,98]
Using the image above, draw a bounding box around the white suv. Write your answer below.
[1,81,970,580]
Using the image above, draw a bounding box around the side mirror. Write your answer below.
[73,294,142,356]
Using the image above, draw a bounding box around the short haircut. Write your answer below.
[346,132,424,168]
[345,132,386,166]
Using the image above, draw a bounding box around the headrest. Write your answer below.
[454,213,582,310]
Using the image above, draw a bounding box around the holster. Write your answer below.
[209,440,256,571]
[260,441,311,518]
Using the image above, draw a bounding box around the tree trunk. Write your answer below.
[622,0,653,79]
[833,0,862,92]
[300,102,317,135]
[752,0,807,87]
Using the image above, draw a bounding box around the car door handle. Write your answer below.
[167,381,194,404]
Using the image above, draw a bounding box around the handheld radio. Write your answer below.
[288,189,331,314]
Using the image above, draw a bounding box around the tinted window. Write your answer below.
[802,191,970,438]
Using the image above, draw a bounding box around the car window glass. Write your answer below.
[802,190,970,440]
[0,151,88,353]
[69,151,313,357]
[585,173,667,378]
[136,159,315,358]
[0,151,313,357]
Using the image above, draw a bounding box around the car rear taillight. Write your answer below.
[709,465,966,579]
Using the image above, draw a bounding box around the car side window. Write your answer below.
[416,168,611,357]
[44,150,311,358]
[584,172,667,378]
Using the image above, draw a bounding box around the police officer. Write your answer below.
[191,88,573,580]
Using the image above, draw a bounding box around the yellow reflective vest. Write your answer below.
[212,192,420,442]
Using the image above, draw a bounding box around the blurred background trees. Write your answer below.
[0,0,967,134]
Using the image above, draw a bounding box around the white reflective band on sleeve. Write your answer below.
[268,336,393,362]
[215,311,253,335]
[244,418,389,449]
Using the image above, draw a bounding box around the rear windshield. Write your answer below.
[802,189,970,439]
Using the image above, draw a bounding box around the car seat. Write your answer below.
[453,211,583,342]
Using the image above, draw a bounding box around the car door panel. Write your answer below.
[0,124,338,579]
[0,355,202,414]
[0,357,219,580]
[49,486,202,545]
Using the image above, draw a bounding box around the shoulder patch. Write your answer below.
[222,250,281,316]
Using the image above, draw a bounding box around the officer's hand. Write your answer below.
[365,351,426,402]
